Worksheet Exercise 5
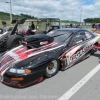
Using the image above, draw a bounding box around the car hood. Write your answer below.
[0,42,64,75]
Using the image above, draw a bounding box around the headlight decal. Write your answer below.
[9,68,17,73]
[9,68,31,74]
[16,69,25,74]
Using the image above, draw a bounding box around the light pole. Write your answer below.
[6,0,12,22]
[99,15,100,23]
[80,9,82,24]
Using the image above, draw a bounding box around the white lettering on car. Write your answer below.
[69,45,93,62]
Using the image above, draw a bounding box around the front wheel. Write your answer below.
[44,60,60,78]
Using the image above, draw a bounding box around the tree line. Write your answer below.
[0,11,100,23]
[0,11,36,20]
[84,18,100,23]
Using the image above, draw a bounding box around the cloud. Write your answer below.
[0,0,100,22]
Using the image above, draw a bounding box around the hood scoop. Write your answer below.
[24,34,54,48]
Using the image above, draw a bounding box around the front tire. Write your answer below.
[45,60,60,78]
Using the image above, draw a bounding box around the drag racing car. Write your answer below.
[0,28,99,88]
[0,18,28,52]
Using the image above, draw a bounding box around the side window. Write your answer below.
[54,34,69,44]
[84,31,95,39]
[69,31,86,46]
[76,31,87,41]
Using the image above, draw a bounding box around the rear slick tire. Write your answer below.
[7,35,23,49]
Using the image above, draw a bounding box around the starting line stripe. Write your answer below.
[58,64,100,100]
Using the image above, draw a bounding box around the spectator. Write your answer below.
[2,21,7,33]
[98,24,100,30]
[70,23,73,28]
[31,21,35,30]
[92,23,96,28]
[95,24,100,30]
[28,21,35,35]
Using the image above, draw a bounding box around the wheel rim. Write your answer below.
[13,40,22,47]
[46,60,58,75]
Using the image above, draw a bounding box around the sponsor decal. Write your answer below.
[69,45,93,62]
[85,31,91,39]
[40,41,48,45]
[48,31,53,34]
[76,40,83,44]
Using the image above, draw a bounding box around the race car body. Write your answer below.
[0,28,99,88]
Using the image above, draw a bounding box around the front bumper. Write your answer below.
[2,69,45,88]
[3,76,43,88]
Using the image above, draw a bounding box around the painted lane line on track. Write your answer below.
[58,64,100,100]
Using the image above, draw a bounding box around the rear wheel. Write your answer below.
[91,47,97,55]
[7,35,23,49]
[45,60,60,78]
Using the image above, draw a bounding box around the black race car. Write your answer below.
[0,28,99,88]
[0,18,27,52]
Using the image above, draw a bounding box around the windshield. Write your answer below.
[53,34,70,44]
[47,30,72,44]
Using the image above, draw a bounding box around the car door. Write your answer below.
[61,30,99,69]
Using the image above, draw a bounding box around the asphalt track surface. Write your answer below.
[0,50,100,100]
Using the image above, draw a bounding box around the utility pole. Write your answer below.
[6,0,12,22]
[99,15,100,23]
[80,9,82,24]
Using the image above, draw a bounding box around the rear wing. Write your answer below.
[10,18,27,35]
[11,17,27,24]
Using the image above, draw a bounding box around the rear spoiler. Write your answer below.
[10,17,27,35]
[11,17,27,24]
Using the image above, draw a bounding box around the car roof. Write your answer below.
[58,28,86,32]
[47,28,87,37]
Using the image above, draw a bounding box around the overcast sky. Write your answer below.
[0,0,100,22]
